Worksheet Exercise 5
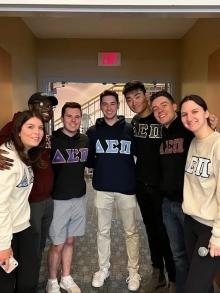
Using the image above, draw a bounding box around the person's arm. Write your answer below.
[209,139,220,256]
[0,149,14,170]
[0,153,17,266]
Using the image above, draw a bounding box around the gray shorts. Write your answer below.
[49,196,86,245]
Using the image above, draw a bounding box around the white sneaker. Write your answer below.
[60,275,81,293]
[46,279,61,293]
[126,272,141,291]
[92,268,110,287]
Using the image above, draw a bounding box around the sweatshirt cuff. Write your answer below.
[0,237,11,251]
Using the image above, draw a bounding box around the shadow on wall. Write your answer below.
[0,46,13,128]
[208,48,220,130]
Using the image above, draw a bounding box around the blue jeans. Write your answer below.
[162,198,188,293]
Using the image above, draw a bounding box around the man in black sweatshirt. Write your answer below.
[123,81,175,292]
[46,102,89,293]
[150,91,193,293]
[86,90,140,292]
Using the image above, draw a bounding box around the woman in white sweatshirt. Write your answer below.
[0,110,45,293]
[180,95,220,293]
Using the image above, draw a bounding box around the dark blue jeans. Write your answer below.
[162,198,188,293]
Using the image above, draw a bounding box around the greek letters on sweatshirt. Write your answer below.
[50,128,89,200]
[132,113,162,186]
[0,143,34,250]
[159,115,193,202]
[0,114,54,203]
[183,131,220,246]
[86,116,136,194]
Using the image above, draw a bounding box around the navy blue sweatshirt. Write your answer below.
[86,116,136,195]
[159,114,194,202]
[50,128,89,200]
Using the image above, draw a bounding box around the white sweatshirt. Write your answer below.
[0,143,34,250]
[183,131,220,246]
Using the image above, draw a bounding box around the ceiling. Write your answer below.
[1,5,220,39]
[22,13,198,39]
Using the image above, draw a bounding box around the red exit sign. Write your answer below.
[98,52,121,66]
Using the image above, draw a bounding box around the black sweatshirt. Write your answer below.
[159,114,194,202]
[132,113,163,186]
[50,128,89,200]
[86,116,136,195]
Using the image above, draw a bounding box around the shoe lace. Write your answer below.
[126,273,141,283]
[94,269,107,280]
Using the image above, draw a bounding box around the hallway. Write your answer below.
[37,178,220,293]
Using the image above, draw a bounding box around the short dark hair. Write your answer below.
[180,94,208,112]
[7,110,46,168]
[150,90,175,104]
[123,81,146,97]
[61,102,82,117]
[100,90,119,104]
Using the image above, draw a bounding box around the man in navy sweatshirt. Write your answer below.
[86,90,140,292]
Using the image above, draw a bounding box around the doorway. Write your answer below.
[49,81,171,132]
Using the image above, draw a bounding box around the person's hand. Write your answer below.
[209,114,218,130]
[0,248,13,271]
[0,149,13,170]
[208,242,220,257]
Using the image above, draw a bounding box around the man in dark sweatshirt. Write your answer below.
[0,92,58,291]
[123,81,175,292]
[86,90,140,292]
[46,102,88,293]
[150,91,193,293]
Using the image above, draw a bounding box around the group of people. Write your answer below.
[0,81,220,293]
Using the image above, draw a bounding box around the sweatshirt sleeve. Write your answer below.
[210,140,220,246]
[85,128,95,168]
[0,153,18,250]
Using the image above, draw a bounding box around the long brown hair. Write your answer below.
[6,110,46,168]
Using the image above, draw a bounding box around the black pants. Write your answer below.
[184,216,220,293]
[0,227,39,293]
[136,182,175,282]
[30,198,53,286]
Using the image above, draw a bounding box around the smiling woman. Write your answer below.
[180,95,220,293]
[0,110,46,293]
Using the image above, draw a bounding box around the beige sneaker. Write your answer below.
[126,272,141,291]
[92,268,110,288]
